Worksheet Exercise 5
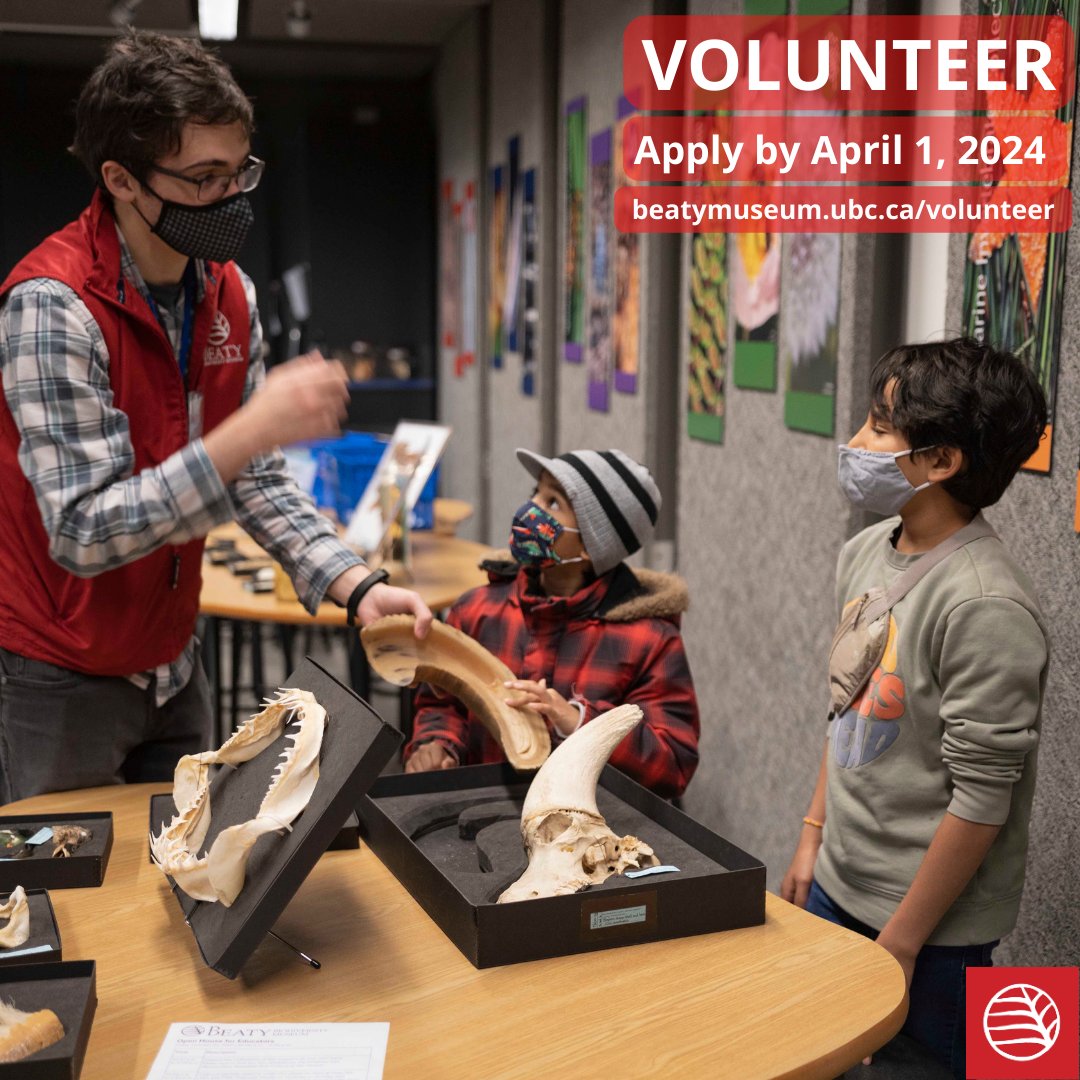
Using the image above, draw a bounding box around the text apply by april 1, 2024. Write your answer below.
[625,116,1056,183]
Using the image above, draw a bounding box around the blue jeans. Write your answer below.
[806,879,997,1080]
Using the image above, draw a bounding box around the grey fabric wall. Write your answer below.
[486,0,548,543]
[434,13,485,542]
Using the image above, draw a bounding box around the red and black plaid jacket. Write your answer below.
[406,559,700,798]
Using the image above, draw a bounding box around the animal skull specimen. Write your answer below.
[0,887,29,949]
[361,614,550,770]
[51,826,91,858]
[0,1001,64,1063]
[497,704,659,903]
[150,688,327,906]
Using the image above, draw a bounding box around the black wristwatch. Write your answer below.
[345,568,391,627]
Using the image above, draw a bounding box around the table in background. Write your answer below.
[3,784,907,1080]
[199,522,492,738]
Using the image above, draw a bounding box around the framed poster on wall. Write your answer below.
[963,0,1076,474]
[613,96,640,395]
[521,167,539,397]
[587,128,613,413]
[488,164,507,369]
[564,97,587,363]
[688,231,727,443]
[782,234,842,437]
[782,0,849,436]
[457,181,478,378]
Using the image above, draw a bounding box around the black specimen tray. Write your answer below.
[0,961,96,1078]
[155,657,401,979]
[0,816,113,892]
[358,762,766,968]
[0,890,62,967]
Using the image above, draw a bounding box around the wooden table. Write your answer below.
[3,785,907,1080]
[200,521,493,624]
[200,523,493,736]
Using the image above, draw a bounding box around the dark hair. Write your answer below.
[870,337,1048,510]
[70,30,254,184]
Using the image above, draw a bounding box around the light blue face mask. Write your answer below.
[837,444,936,516]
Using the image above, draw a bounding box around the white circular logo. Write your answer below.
[208,310,231,346]
[983,982,1061,1061]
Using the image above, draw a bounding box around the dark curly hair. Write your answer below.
[869,337,1048,510]
[70,29,254,185]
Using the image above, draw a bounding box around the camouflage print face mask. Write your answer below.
[508,502,584,568]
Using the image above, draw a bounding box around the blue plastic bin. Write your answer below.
[304,432,438,529]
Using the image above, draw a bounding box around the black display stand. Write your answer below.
[0,960,96,1078]
[0,890,62,968]
[156,657,401,979]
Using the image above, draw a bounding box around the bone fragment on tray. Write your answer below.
[51,825,92,858]
[361,614,551,770]
[0,886,29,949]
[0,1000,65,1063]
[498,703,659,903]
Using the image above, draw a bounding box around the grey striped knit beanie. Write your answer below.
[515,448,661,575]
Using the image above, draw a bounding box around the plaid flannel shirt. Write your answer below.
[0,220,362,703]
[406,563,701,798]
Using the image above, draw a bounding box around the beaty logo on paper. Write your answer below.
[967,967,1079,1079]
[204,309,243,365]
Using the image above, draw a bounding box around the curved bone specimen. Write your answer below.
[497,704,659,903]
[51,826,91,858]
[361,614,550,770]
[149,688,327,906]
[0,1001,64,1063]
[0,887,29,949]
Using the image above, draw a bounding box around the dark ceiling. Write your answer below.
[0,0,490,77]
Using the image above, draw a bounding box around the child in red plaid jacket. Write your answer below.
[404,448,700,799]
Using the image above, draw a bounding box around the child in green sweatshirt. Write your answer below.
[781,337,1050,1079]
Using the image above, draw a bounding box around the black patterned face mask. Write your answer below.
[147,189,254,263]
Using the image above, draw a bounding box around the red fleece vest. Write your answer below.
[0,191,249,675]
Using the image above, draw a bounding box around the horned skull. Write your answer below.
[497,704,659,903]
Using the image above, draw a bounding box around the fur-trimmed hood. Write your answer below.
[480,552,689,623]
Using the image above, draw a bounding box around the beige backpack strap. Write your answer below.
[862,514,997,625]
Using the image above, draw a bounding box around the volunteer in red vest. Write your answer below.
[0,30,431,801]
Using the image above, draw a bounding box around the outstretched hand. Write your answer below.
[357,582,433,638]
[504,678,581,736]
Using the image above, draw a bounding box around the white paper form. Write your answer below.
[145,1023,389,1080]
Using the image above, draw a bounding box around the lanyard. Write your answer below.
[145,260,197,384]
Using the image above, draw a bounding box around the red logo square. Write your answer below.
[967,967,1079,1079]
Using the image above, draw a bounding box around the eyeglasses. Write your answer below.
[147,155,265,203]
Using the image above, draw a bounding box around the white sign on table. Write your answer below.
[145,1022,389,1080]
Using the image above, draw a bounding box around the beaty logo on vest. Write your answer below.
[967,967,1079,1079]
[205,310,243,365]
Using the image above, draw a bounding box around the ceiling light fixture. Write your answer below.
[198,0,239,40]
[285,0,312,40]
[108,0,142,27]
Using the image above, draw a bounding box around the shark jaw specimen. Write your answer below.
[150,688,327,906]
